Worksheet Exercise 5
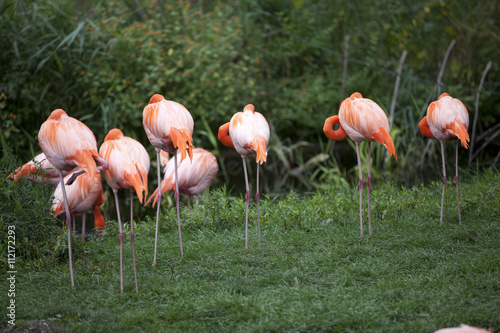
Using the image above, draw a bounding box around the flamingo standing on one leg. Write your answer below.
[145,148,218,208]
[143,94,194,264]
[218,104,269,249]
[8,152,70,187]
[323,92,397,236]
[38,108,108,287]
[99,128,150,293]
[52,170,106,242]
[419,93,469,224]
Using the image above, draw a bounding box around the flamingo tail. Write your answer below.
[447,119,469,148]
[372,127,398,161]
[169,127,193,162]
[251,134,268,165]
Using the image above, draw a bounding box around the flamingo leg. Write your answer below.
[130,190,138,293]
[174,152,184,256]
[113,188,124,293]
[242,157,250,250]
[356,143,363,237]
[153,149,161,266]
[367,141,372,235]
[82,212,86,242]
[440,141,447,224]
[256,162,261,249]
[455,140,461,224]
[59,170,74,288]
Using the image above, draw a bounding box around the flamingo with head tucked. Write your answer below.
[218,104,269,249]
[99,128,150,293]
[323,92,397,236]
[143,94,194,264]
[146,148,218,208]
[419,92,469,224]
[38,108,108,287]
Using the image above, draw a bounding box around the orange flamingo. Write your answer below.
[99,128,149,293]
[218,104,269,249]
[52,169,105,242]
[434,324,492,333]
[38,108,108,287]
[143,94,194,263]
[323,92,397,236]
[419,93,469,224]
[8,152,70,187]
[146,148,218,208]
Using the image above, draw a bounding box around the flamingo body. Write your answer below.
[143,93,194,262]
[323,92,397,236]
[218,104,269,249]
[143,94,194,161]
[419,93,469,224]
[227,104,270,164]
[52,170,103,217]
[99,128,149,293]
[38,109,103,184]
[419,93,469,147]
[99,128,150,203]
[147,148,218,207]
[8,152,69,187]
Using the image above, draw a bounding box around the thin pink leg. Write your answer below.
[130,190,138,293]
[367,141,372,235]
[153,149,161,266]
[242,157,250,249]
[113,189,124,293]
[59,170,74,288]
[82,212,86,242]
[256,162,261,249]
[455,141,461,224]
[356,143,363,237]
[440,141,447,224]
[174,153,184,256]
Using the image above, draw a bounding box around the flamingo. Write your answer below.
[8,152,70,187]
[323,92,397,236]
[419,93,469,224]
[52,170,106,242]
[99,128,150,293]
[143,94,194,263]
[434,324,492,333]
[218,104,269,249]
[38,108,108,287]
[145,148,218,208]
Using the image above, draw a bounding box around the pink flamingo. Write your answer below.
[323,92,397,236]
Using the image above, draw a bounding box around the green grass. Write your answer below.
[2,170,500,332]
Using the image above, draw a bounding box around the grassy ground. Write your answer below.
[2,170,500,332]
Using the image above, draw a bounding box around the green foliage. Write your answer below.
[1,0,499,197]
[0,148,62,268]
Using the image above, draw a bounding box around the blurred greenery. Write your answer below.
[1,0,499,199]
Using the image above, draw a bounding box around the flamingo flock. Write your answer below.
[9,91,471,294]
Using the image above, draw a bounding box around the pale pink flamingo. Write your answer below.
[52,169,105,242]
[434,324,492,333]
[145,148,218,208]
[99,128,149,293]
[8,152,70,187]
[38,108,108,287]
[323,92,397,236]
[218,104,269,249]
[142,94,194,263]
[419,93,469,224]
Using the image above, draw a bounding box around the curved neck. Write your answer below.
[323,115,348,141]
[218,122,234,148]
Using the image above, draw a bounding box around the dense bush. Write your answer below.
[1,0,499,196]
